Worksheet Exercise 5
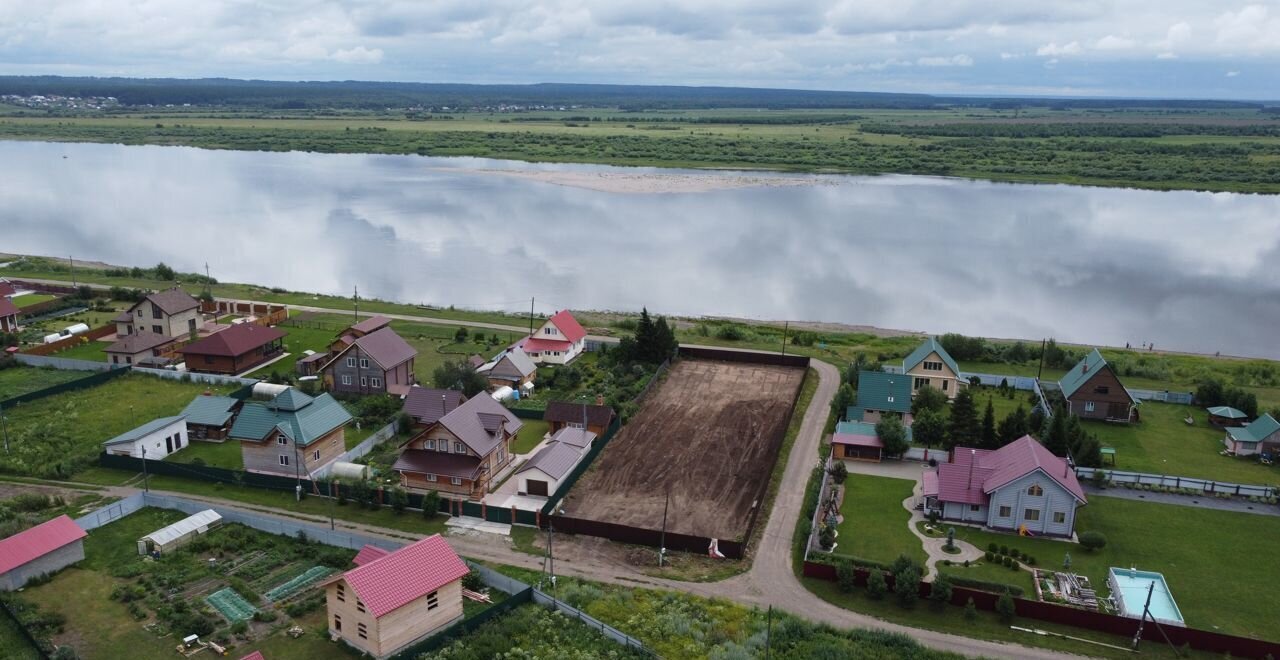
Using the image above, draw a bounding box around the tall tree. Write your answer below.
[1043,404,1070,456]
[651,316,678,362]
[947,389,979,448]
[997,405,1031,446]
[876,415,910,457]
[634,308,656,360]
[831,383,856,421]
[911,386,948,416]
[912,408,947,452]
[981,399,997,449]
[431,360,488,397]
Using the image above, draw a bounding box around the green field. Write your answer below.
[9,293,55,308]
[164,439,244,469]
[833,474,926,565]
[0,373,236,478]
[0,365,88,399]
[48,338,110,362]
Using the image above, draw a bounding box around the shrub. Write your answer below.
[230,620,248,635]
[1002,556,1013,568]
[964,597,978,621]
[963,559,971,567]
[827,460,848,485]
[818,525,836,551]
[866,570,887,600]
[929,574,953,611]
[996,590,1017,623]
[462,571,485,592]
[987,543,998,553]
[389,487,408,514]
[999,545,1008,555]
[421,490,441,518]
[836,562,857,593]
[253,610,277,623]
[894,565,922,609]
[984,551,994,562]
[1079,531,1108,552]
[1027,557,1037,566]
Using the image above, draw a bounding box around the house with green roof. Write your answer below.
[848,371,913,424]
[903,336,967,400]
[180,394,242,441]
[1224,413,1280,457]
[103,415,188,459]
[230,388,353,477]
[1056,348,1139,423]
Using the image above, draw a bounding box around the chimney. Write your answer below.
[967,448,977,490]
[595,393,605,406]
[1082,362,1089,374]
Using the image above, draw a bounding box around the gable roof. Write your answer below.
[544,401,614,428]
[854,371,912,414]
[933,436,1087,507]
[1227,414,1280,444]
[518,441,583,480]
[546,310,587,343]
[832,420,884,449]
[1057,349,1138,405]
[141,509,222,546]
[105,331,176,355]
[0,281,15,298]
[0,515,87,575]
[352,544,391,567]
[1206,406,1248,420]
[477,348,537,379]
[548,427,595,450]
[903,336,961,376]
[229,391,352,447]
[324,326,416,373]
[349,316,392,336]
[103,415,186,447]
[392,450,481,479]
[181,395,240,427]
[435,394,522,456]
[342,534,469,618]
[0,297,18,318]
[402,387,466,425]
[179,323,285,358]
[136,288,199,315]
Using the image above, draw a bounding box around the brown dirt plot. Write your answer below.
[562,359,804,540]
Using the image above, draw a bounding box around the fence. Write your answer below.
[21,324,115,356]
[16,298,73,319]
[531,590,654,654]
[0,365,130,408]
[202,299,289,326]
[803,454,835,562]
[75,492,147,531]
[679,345,811,368]
[1129,388,1195,405]
[13,353,115,372]
[1077,466,1277,498]
[131,365,257,387]
[313,422,397,479]
[802,559,1280,658]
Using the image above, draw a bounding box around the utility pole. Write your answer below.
[659,490,669,567]
[781,321,789,356]
[1037,338,1047,380]
[1,404,10,454]
[141,445,149,493]
[765,605,773,659]
[528,297,535,337]
[547,517,557,605]
[204,262,212,299]
[69,255,76,287]
[353,285,359,325]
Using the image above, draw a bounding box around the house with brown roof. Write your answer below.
[393,395,523,499]
[518,310,587,364]
[1055,349,1139,423]
[475,348,537,391]
[515,427,596,497]
[921,436,1087,538]
[329,316,392,353]
[179,324,286,375]
[0,296,20,334]
[323,535,468,659]
[114,288,201,340]
[321,326,417,396]
[401,387,467,427]
[543,399,615,437]
[105,330,177,366]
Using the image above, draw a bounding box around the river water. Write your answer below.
[2,140,1278,358]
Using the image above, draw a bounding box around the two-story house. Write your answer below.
[229,388,352,477]
[321,326,418,396]
[323,535,468,659]
[921,435,1088,538]
[518,310,587,364]
[846,370,913,425]
[113,288,201,339]
[392,395,523,499]
[903,336,967,399]
[1057,349,1139,423]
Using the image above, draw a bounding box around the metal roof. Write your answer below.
[0,515,86,575]
[138,288,199,315]
[349,316,392,335]
[103,415,186,447]
[436,394,523,456]
[903,336,961,376]
[229,391,352,447]
[477,348,537,379]
[1057,348,1138,406]
[544,401,614,427]
[549,427,595,450]
[322,326,416,373]
[342,534,469,619]
[140,509,222,547]
[518,441,583,480]
[181,395,239,427]
[402,387,466,425]
[105,331,176,355]
[854,371,912,414]
[1227,414,1280,444]
[546,310,587,343]
[179,324,286,358]
[1206,406,1248,419]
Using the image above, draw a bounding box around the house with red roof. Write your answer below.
[0,515,87,590]
[0,296,19,334]
[321,326,418,396]
[921,435,1087,538]
[323,535,469,659]
[179,323,286,375]
[518,310,587,364]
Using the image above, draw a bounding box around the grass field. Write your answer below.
[10,293,54,308]
[832,474,926,565]
[164,439,244,469]
[510,420,549,454]
[0,610,41,660]
[0,365,88,399]
[48,338,110,362]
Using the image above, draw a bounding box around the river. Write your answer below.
[2,140,1278,358]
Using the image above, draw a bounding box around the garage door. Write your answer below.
[527,480,549,496]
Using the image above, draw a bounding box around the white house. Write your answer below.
[515,428,596,497]
[518,310,587,365]
[103,415,188,459]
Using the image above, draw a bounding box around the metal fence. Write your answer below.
[13,353,115,372]
[531,590,654,655]
[1129,388,1195,404]
[0,364,130,408]
[803,454,834,562]
[312,422,396,479]
[75,492,147,531]
[130,366,257,386]
[1078,467,1277,498]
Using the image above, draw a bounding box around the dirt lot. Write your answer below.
[563,358,804,540]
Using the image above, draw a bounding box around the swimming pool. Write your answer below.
[1108,567,1185,627]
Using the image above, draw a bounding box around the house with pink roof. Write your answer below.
[0,515,87,590]
[921,435,1087,538]
[518,310,587,364]
[323,535,469,659]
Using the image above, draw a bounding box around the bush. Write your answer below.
[987,543,998,553]
[389,487,408,514]
[462,571,485,592]
[818,525,836,551]
[1079,531,1108,552]
[964,597,978,621]
[999,545,1008,555]
[1002,556,1013,568]
[895,565,922,609]
[996,590,1017,623]
[422,491,441,518]
[827,460,848,485]
[929,574,953,611]
[253,610,277,623]
[866,570,887,600]
[230,620,248,635]
[984,551,994,562]
[836,562,857,593]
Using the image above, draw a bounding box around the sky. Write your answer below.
[2,1,1280,99]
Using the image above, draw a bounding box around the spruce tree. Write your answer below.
[1043,405,1070,456]
[947,388,979,448]
[997,405,1030,446]
[981,399,997,449]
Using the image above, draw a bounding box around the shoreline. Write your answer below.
[431,166,836,194]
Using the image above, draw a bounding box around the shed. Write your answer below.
[181,394,241,441]
[0,515,87,590]
[516,442,584,497]
[103,415,189,459]
[832,420,884,462]
[138,509,222,556]
[1206,406,1248,428]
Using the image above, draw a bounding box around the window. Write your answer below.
[426,590,439,611]
[333,613,342,630]
[454,441,465,454]
[188,318,196,332]
[336,584,345,602]
[357,623,367,640]
[426,473,437,482]
[126,356,133,364]
[969,504,980,512]
[360,376,367,387]
[1024,508,1041,521]
[496,447,505,464]
[1084,401,1096,413]
[1094,385,1110,395]
[1027,484,1044,496]
[279,455,290,466]
[346,357,356,368]
[998,505,1011,517]
[152,305,163,320]
[424,439,435,450]
[313,450,320,461]
[450,477,463,486]
[544,327,555,335]
[359,358,369,369]
[886,396,895,403]
[356,600,365,613]
[942,380,949,391]
[341,375,352,385]
[370,377,381,388]
[568,421,584,429]
[278,436,288,445]
[923,360,943,371]
[913,377,929,391]
[1053,511,1066,524]
[112,355,119,364]
[152,324,163,334]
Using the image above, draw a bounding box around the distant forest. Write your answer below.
[0,75,1267,111]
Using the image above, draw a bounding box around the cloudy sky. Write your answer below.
[2,1,1280,99]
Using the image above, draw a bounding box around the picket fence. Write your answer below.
[1077,466,1277,498]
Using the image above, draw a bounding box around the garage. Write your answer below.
[516,441,584,498]
[526,480,549,496]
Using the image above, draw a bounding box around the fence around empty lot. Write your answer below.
[13,353,115,372]
[803,559,1280,658]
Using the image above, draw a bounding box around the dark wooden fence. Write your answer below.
[802,560,1280,658]
[678,345,811,368]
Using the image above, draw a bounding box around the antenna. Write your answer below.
[353,285,359,324]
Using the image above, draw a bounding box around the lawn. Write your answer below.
[49,339,110,362]
[511,420,549,454]
[0,609,41,660]
[943,494,1280,639]
[0,365,88,399]
[10,293,55,308]
[422,603,649,659]
[970,385,1036,423]
[832,473,926,565]
[165,439,244,469]
[244,321,335,378]
[0,373,236,479]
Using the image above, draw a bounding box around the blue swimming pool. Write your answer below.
[1108,567,1185,627]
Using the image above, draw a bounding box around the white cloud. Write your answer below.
[999,52,1020,60]
[916,54,973,67]
[332,46,383,64]
[1036,41,1082,56]
[1156,52,1177,59]
[1094,35,1135,50]
[1226,70,1241,77]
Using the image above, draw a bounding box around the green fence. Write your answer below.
[98,452,313,492]
[541,414,623,516]
[387,587,533,660]
[0,366,130,409]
